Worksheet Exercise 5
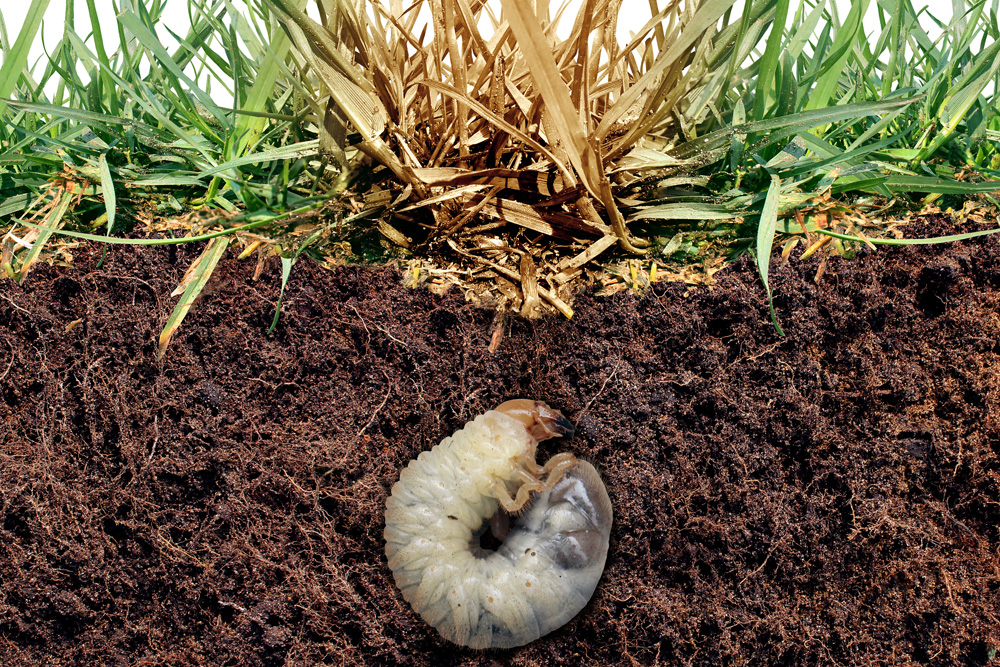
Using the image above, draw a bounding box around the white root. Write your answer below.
[384,400,613,649]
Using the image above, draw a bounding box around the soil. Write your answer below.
[1,215,999,667]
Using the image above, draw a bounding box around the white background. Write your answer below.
[1,0,961,108]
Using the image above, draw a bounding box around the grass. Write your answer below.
[2,0,999,350]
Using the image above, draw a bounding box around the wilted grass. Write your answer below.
[2,0,999,348]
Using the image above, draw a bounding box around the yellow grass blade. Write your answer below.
[500,0,600,197]
[17,188,74,280]
[418,79,573,177]
[158,237,231,359]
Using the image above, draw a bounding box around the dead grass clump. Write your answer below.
[267,0,738,315]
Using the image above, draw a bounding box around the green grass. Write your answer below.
[2,0,999,347]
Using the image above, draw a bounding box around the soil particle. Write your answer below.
[1,215,999,666]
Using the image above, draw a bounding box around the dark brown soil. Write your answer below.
[2,216,999,667]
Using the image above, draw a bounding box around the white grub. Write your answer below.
[384,400,612,649]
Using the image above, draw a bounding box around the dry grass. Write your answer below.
[267,0,745,316]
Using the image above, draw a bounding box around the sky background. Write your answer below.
[1,0,961,108]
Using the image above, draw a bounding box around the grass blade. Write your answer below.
[630,203,744,221]
[84,0,119,116]
[597,0,740,141]
[757,173,784,335]
[198,139,320,177]
[673,98,918,161]
[804,0,870,113]
[914,37,1000,163]
[16,188,73,279]
[752,0,792,122]
[233,0,307,156]
[0,0,51,118]
[158,237,231,359]
[98,152,116,233]
[499,0,600,197]
[0,194,32,217]
[269,255,294,334]
[117,10,229,129]
[883,175,1000,193]
[813,226,1000,244]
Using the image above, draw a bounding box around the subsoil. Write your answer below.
[1,215,999,667]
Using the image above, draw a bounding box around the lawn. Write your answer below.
[1,1,999,665]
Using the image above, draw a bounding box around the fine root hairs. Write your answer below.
[384,400,613,649]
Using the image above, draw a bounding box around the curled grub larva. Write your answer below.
[384,400,612,649]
